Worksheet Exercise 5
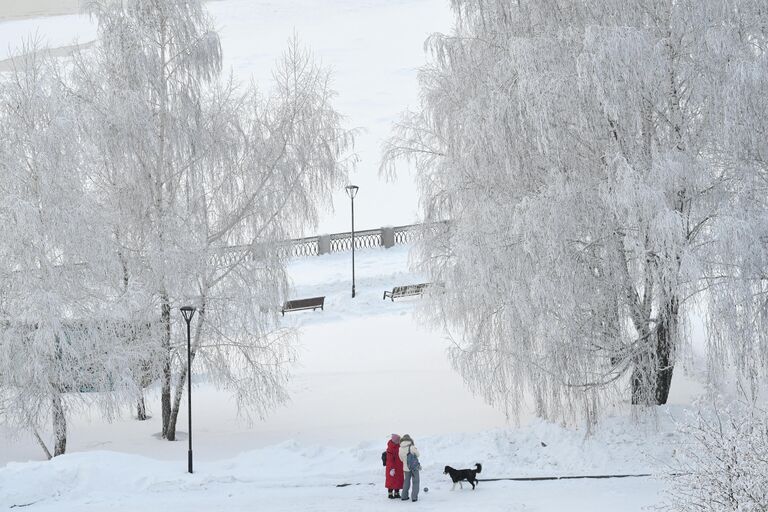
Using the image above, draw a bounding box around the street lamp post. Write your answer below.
[180,306,196,474]
[345,185,359,298]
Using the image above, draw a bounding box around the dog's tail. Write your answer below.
[475,463,482,474]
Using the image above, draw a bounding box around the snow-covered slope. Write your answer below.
[1,245,691,510]
[0,415,678,511]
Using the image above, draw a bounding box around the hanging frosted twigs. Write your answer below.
[383,0,768,425]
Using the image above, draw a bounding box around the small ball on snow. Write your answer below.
[423,487,429,492]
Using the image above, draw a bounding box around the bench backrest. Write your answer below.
[284,296,324,309]
[392,283,428,295]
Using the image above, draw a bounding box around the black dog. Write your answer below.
[444,463,482,490]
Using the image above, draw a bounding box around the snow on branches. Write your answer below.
[384,0,768,425]
[664,397,768,511]
[0,0,355,455]
[0,44,160,458]
[73,0,355,442]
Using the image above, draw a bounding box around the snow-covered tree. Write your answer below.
[383,0,768,424]
[703,14,768,400]
[0,45,157,458]
[664,397,768,511]
[75,0,354,440]
[74,0,224,438]
[161,40,354,439]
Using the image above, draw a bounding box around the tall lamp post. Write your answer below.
[345,185,359,298]
[180,306,196,474]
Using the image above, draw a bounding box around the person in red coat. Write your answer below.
[385,433,404,498]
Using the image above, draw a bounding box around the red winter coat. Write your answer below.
[385,439,404,489]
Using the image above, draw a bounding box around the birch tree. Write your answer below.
[76,0,354,440]
[161,41,354,440]
[0,45,156,458]
[74,0,226,438]
[384,0,768,423]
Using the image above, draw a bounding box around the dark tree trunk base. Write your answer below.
[630,296,678,406]
[52,393,67,457]
[137,395,148,421]
[161,298,172,438]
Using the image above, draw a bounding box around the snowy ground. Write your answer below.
[1,245,697,510]
[1,425,672,511]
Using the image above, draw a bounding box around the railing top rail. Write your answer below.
[214,223,428,253]
[329,227,382,239]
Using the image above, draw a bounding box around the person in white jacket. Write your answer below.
[398,434,421,502]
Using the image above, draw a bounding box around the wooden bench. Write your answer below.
[383,283,429,301]
[281,296,325,316]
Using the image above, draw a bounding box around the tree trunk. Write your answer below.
[52,392,67,457]
[630,295,678,406]
[137,393,148,421]
[165,362,187,441]
[32,427,52,460]
[160,295,172,438]
[654,296,678,405]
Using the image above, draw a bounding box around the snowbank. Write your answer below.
[1,414,677,511]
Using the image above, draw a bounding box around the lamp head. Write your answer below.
[180,306,196,323]
[345,185,359,199]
